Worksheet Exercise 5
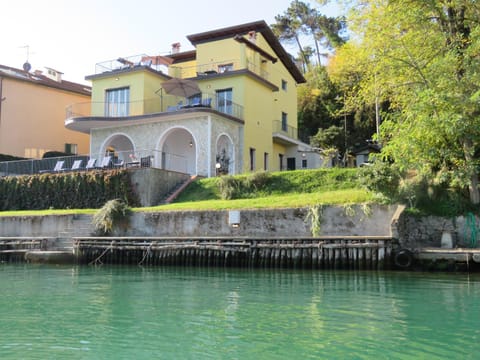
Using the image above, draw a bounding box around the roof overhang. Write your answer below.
[186,20,305,84]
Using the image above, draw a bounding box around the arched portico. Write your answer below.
[157,127,196,175]
[99,133,135,163]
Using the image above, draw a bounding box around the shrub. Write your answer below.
[245,171,271,192]
[0,169,140,211]
[359,161,402,201]
[218,176,242,200]
[92,199,131,236]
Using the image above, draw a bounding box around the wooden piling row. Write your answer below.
[74,236,394,270]
[0,237,48,263]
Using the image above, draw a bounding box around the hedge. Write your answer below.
[0,169,140,210]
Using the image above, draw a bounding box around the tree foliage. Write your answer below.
[328,0,480,204]
[272,0,347,72]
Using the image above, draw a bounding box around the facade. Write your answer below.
[0,64,91,158]
[66,20,321,177]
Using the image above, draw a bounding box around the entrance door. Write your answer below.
[287,157,296,170]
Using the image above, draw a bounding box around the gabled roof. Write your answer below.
[0,64,91,96]
[185,20,306,84]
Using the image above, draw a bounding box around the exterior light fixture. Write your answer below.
[189,141,193,147]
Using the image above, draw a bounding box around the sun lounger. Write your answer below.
[85,158,97,170]
[99,156,112,169]
[70,160,83,171]
[40,160,66,173]
[113,159,124,168]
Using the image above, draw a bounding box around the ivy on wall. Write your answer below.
[0,170,140,210]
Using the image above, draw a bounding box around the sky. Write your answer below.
[1,0,339,85]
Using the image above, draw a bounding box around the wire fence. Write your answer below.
[0,149,189,177]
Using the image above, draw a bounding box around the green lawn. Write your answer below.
[0,168,376,216]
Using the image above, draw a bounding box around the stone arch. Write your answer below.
[216,133,234,175]
[99,133,135,163]
[157,127,196,175]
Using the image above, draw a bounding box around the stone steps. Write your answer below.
[55,214,93,250]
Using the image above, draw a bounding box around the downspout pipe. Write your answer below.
[0,76,4,125]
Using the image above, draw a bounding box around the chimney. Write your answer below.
[44,67,63,82]
[171,42,181,54]
[248,31,257,44]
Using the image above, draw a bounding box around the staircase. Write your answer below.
[163,175,197,204]
[55,214,93,251]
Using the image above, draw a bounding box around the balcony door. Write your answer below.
[105,87,130,117]
[216,88,232,115]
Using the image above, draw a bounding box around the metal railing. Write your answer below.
[169,59,270,82]
[273,120,298,140]
[66,93,244,120]
[94,54,168,75]
[0,149,189,177]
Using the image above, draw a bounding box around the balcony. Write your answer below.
[66,92,244,132]
[92,54,170,76]
[272,120,299,146]
[169,59,272,86]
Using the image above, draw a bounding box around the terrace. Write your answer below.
[0,149,187,177]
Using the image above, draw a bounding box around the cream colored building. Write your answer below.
[66,20,323,176]
[0,64,91,158]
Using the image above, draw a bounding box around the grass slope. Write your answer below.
[0,168,374,216]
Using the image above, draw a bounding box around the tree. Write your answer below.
[328,0,480,204]
[272,0,347,72]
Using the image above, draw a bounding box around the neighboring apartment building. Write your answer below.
[0,64,91,158]
[65,20,322,176]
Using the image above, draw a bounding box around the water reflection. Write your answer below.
[1,265,479,359]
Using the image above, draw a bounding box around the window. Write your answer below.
[105,87,129,116]
[249,148,256,171]
[218,63,234,73]
[279,154,284,171]
[65,143,78,155]
[281,79,287,91]
[302,159,307,169]
[264,152,269,171]
[281,112,288,131]
[216,88,233,115]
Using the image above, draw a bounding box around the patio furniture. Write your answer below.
[40,160,66,173]
[85,158,97,170]
[99,156,112,169]
[113,160,124,168]
[70,160,83,171]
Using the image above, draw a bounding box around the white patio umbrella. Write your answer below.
[161,78,201,98]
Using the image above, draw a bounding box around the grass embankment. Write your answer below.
[143,168,374,211]
[0,168,374,216]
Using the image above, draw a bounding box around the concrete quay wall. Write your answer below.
[0,204,400,240]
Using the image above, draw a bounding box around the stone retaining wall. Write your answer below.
[0,204,399,239]
[396,212,478,249]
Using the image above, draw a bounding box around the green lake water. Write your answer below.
[1,264,479,359]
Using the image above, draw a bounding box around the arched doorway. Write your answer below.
[159,128,196,175]
[100,134,135,164]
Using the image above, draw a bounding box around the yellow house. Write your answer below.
[0,64,91,158]
[66,20,322,176]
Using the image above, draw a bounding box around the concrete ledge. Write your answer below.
[415,248,480,263]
